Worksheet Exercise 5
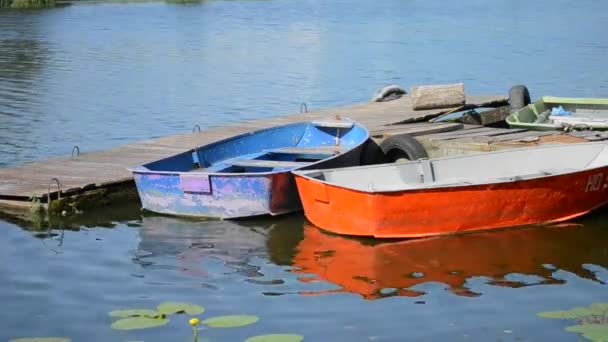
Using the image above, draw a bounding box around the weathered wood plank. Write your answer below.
[440,128,529,140]
[371,122,464,138]
[420,127,500,140]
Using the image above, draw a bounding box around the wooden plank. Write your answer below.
[419,127,501,140]
[225,159,311,168]
[444,128,529,140]
[411,83,465,110]
[471,131,558,143]
[371,122,464,138]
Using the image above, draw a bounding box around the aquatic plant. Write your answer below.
[189,317,200,341]
[108,301,303,341]
[537,302,608,341]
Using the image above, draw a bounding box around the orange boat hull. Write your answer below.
[294,167,608,238]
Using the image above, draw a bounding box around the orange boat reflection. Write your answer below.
[289,220,608,299]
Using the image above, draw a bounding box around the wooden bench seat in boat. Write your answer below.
[224,159,312,168]
[264,146,348,155]
[312,120,354,128]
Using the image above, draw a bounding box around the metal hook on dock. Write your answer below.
[47,178,62,204]
[193,125,201,133]
[300,103,308,113]
[71,145,80,157]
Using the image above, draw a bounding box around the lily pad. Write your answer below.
[111,317,170,330]
[109,309,161,318]
[537,307,596,319]
[565,324,608,341]
[202,315,259,328]
[245,334,304,342]
[590,303,608,313]
[10,339,70,342]
[157,302,205,315]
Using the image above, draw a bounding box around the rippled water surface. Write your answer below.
[1,0,608,341]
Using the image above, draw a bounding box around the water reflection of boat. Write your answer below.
[135,214,304,278]
[288,221,608,299]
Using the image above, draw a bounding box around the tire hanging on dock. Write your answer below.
[360,139,388,165]
[378,134,428,162]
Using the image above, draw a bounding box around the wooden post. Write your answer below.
[411,83,466,110]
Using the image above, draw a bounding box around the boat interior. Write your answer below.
[510,97,608,126]
[136,119,368,174]
[298,142,608,192]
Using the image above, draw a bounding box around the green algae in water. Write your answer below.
[157,302,205,315]
[9,339,70,342]
[538,302,608,341]
[111,316,170,330]
[202,315,259,328]
[245,334,304,342]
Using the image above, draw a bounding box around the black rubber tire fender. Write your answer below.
[379,134,428,162]
[508,85,531,111]
[359,139,388,165]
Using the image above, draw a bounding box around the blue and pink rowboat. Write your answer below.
[128,117,369,219]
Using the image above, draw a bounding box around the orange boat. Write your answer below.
[293,142,608,238]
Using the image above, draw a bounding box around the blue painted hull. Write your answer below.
[128,119,369,219]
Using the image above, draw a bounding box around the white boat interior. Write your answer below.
[295,142,608,192]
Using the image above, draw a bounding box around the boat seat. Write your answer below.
[265,146,348,155]
[224,159,312,168]
[312,120,354,129]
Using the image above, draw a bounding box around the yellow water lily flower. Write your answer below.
[189,318,200,326]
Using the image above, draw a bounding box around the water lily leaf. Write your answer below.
[109,309,161,318]
[590,303,608,314]
[157,302,205,315]
[537,307,596,319]
[565,324,608,341]
[245,334,304,342]
[111,317,169,330]
[202,315,259,328]
[10,339,70,342]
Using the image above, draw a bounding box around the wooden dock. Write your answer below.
[13,91,603,220]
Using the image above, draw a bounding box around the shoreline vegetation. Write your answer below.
[1,0,55,8]
[0,0,207,7]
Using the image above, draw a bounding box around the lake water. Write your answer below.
[1,0,608,341]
